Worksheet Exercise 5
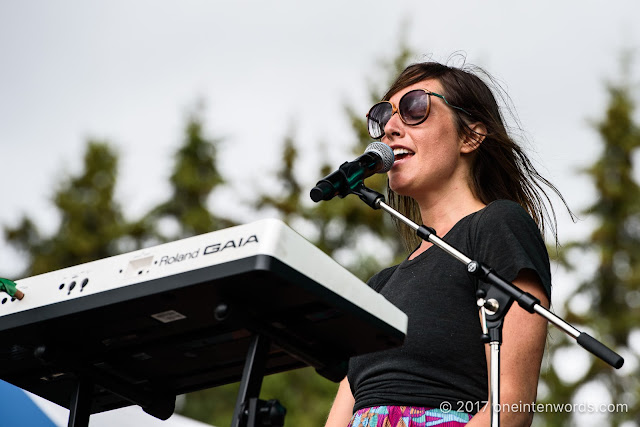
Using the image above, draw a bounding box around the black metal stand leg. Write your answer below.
[231,334,270,427]
[68,376,93,427]
[246,398,261,427]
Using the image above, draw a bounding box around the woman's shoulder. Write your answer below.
[367,264,399,292]
[473,199,536,226]
[482,199,529,216]
[467,199,543,242]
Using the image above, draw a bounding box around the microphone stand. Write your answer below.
[349,184,624,427]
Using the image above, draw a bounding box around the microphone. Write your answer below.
[310,142,394,202]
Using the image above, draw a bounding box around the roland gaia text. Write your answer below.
[158,235,259,266]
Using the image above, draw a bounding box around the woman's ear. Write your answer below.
[460,122,487,154]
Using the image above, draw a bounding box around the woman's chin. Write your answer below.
[388,181,414,197]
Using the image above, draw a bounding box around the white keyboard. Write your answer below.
[1,218,407,335]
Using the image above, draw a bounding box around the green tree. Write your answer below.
[258,42,414,280]
[145,105,236,242]
[4,141,137,276]
[3,110,234,427]
[538,77,640,426]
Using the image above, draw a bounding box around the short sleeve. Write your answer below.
[366,265,399,292]
[470,200,551,299]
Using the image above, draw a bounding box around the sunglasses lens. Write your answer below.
[367,102,392,139]
[399,90,429,124]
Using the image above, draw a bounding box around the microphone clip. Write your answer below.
[350,184,385,210]
[310,161,362,202]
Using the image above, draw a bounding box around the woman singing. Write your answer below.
[325,61,569,427]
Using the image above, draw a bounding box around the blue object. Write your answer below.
[0,380,57,427]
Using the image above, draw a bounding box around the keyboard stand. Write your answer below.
[68,377,92,427]
[230,334,284,427]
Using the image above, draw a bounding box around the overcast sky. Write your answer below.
[1,1,639,422]
[1,1,639,266]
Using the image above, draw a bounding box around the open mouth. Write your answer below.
[393,148,415,162]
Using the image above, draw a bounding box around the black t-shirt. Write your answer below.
[347,200,551,414]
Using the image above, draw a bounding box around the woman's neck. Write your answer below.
[408,187,485,260]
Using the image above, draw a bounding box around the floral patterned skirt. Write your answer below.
[347,406,471,427]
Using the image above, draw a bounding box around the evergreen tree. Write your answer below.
[538,78,640,426]
[257,42,415,281]
[145,105,236,241]
[3,110,235,427]
[4,141,136,276]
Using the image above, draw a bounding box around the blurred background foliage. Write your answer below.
[534,70,640,426]
[2,40,638,426]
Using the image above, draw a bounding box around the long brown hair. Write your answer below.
[383,61,573,250]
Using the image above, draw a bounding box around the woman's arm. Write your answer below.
[466,269,550,427]
[325,377,355,427]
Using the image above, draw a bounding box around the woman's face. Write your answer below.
[382,78,474,202]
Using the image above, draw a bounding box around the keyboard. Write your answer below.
[0,218,406,416]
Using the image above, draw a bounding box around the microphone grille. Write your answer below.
[364,142,395,172]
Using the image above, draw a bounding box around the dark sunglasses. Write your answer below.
[366,89,472,139]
